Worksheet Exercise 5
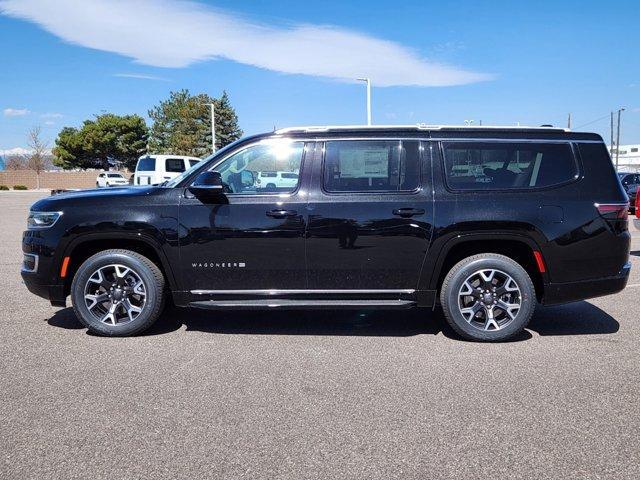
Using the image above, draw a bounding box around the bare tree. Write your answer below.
[26,126,49,189]
[5,154,28,170]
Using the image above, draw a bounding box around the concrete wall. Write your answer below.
[0,170,131,190]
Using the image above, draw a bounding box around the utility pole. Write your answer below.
[206,103,216,153]
[615,108,625,170]
[567,113,571,129]
[356,78,372,125]
[610,112,614,157]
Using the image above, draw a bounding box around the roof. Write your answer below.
[275,124,571,134]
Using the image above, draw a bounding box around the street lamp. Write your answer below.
[206,103,216,154]
[615,107,625,171]
[356,78,372,126]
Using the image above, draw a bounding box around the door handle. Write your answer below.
[266,209,298,219]
[392,208,425,218]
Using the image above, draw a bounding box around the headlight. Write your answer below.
[27,211,62,229]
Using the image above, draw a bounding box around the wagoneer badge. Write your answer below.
[192,262,246,268]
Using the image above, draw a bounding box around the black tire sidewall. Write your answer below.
[442,256,535,341]
[71,252,162,336]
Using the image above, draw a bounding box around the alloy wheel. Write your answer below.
[83,264,146,326]
[457,269,522,332]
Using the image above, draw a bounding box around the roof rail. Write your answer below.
[275,124,571,134]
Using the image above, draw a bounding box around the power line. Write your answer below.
[574,113,612,130]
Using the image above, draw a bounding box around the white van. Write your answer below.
[134,155,201,186]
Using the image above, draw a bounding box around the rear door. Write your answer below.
[305,138,433,291]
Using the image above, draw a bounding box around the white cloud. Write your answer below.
[114,73,170,81]
[0,0,493,87]
[40,112,63,119]
[3,108,30,117]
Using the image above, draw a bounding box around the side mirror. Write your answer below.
[189,171,224,195]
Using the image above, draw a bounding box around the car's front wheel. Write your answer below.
[71,249,165,336]
[440,253,535,342]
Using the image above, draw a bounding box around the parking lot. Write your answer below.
[1,191,639,479]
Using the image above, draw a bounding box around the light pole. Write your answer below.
[615,107,625,170]
[356,78,372,126]
[206,103,216,153]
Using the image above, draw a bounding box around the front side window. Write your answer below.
[189,159,200,168]
[323,140,420,193]
[166,158,186,173]
[443,142,577,190]
[213,140,305,194]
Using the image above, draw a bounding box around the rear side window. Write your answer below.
[443,142,577,190]
[137,157,155,172]
[189,160,200,167]
[323,140,420,193]
[166,158,186,173]
[281,172,298,179]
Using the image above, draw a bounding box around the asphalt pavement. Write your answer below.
[1,192,639,479]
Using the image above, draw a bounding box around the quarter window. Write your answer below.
[213,141,304,194]
[443,142,577,190]
[166,158,186,173]
[323,140,420,193]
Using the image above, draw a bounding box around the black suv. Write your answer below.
[21,125,632,341]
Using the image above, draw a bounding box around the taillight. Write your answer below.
[595,203,629,232]
[636,187,640,219]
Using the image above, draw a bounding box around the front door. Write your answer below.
[178,139,311,293]
[305,139,433,291]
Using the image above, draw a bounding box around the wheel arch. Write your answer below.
[423,233,548,302]
[60,233,177,297]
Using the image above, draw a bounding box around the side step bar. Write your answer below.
[189,299,417,310]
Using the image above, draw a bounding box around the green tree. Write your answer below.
[148,89,242,157]
[53,114,148,170]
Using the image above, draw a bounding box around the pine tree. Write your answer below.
[148,90,243,158]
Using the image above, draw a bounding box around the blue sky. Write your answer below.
[1,0,639,152]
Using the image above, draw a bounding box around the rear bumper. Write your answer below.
[543,262,632,305]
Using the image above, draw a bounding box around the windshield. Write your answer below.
[107,173,123,178]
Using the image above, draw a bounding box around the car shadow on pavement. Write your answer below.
[47,300,619,340]
[630,250,640,257]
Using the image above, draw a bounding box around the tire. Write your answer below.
[440,253,535,342]
[71,249,165,336]
[96,182,100,188]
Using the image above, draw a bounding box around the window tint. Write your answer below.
[323,140,420,193]
[213,141,304,194]
[107,173,122,178]
[281,172,298,179]
[443,142,577,190]
[137,157,155,172]
[631,148,638,153]
[189,160,200,167]
[165,158,186,173]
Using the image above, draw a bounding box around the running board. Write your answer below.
[188,299,417,310]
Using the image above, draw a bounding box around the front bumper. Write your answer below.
[21,270,67,306]
[543,262,632,305]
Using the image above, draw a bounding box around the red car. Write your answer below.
[634,186,640,230]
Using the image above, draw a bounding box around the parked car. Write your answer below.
[255,171,299,190]
[96,172,128,188]
[21,125,631,341]
[634,186,640,231]
[618,172,640,213]
[133,155,201,186]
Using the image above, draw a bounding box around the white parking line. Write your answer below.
[627,283,640,288]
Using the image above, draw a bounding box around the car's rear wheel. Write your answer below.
[440,253,535,342]
[71,249,165,336]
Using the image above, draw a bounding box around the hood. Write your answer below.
[31,186,160,211]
